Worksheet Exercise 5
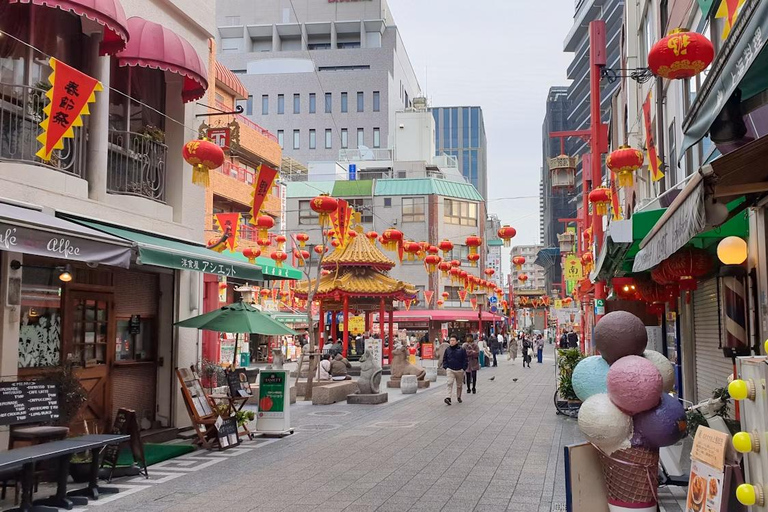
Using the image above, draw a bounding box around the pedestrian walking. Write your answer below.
[442,335,467,405]
[463,334,479,395]
[559,330,568,349]
[522,338,533,368]
[536,335,545,364]
[478,335,488,367]
[567,329,579,349]
[507,335,518,362]
[490,334,501,367]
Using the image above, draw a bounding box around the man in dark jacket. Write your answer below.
[489,335,501,367]
[442,335,467,405]
[567,329,579,349]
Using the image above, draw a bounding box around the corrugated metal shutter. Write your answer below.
[694,278,733,400]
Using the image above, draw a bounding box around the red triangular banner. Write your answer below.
[214,213,240,251]
[470,297,478,311]
[424,290,434,306]
[404,299,413,311]
[458,289,468,303]
[249,164,278,222]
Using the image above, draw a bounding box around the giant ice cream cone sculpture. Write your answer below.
[573,311,686,512]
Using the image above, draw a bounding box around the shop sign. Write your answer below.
[0,222,131,268]
[421,343,434,359]
[685,427,729,512]
[564,255,583,281]
[257,372,285,419]
[594,299,605,316]
[206,127,230,151]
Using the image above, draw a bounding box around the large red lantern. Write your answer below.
[661,247,713,296]
[275,234,287,250]
[424,254,442,273]
[313,244,326,255]
[438,239,454,256]
[366,231,379,243]
[437,299,444,308]
[427,245,439,255]
[381,228,403,252]
[254,215,275,239]
[297,249,310,267]
[270,250,288,267]
[330,239,340,248]
[512,255,526,270]
[310,195,338,226]
[484,268,495,277]
[438,261,452,277]
[403,241,421,261]
[441,291,450,300]
[589,187,612,216]
[295,233,310,248]
[242,247,261,264]
[606,146,644,188]
[518,273,528,283]
[183,139,224,186]
[648,29,714,80]
[450,259,461,268]
[449,267,461,283]
[497,225,517,247]
[467,253,481,267]
[256,238,271,249]
[465,236,482,257]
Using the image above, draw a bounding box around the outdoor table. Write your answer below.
[209,394,253,440]
[0,433,128,511]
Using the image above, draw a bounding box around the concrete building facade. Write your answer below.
[510,244,546,293]
[214,0,420,166]
[431,106,488,199]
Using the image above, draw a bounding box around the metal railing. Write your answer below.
[107,130,167,203]
[0,82,87,177]
[220,160,255,184]
[338,148,394,161]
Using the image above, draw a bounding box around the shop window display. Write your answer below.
[116,316,155,362]
[18,268,62,368]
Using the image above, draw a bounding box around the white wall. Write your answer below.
[394,110,435,162]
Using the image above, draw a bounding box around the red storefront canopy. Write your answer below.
[11,0,129,55]
[117,17,208,102]
[215,61,247,100]
[393,310,505,322]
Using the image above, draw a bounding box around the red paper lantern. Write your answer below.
[403,241,421,261]
[295,233,309,248]
[331,239,341,248]
[381,228,403,252]
[242,247,261,264]
[182,139,224,186]
[648,29,714,80]
[589,187,612,216]
[347,230,357,238]
[310,195,338,226]
[313,244,326,255]
[484,268,495,277]
[257,238,271,249]
[270,250,288,267]
[581,252,594,273]
[254,215,275,239]
[606,146,644,188]
[366,231,379,242]
[424,254,442,273]
[661,247,713,294]
[512,255,526,270]
[467,253,481,267]
[441,291,450,300]
[260,289,270,298]
[582,228,593,247]
[297,249,310,267]
[438,239,454,256]
[437,299,444,308]
[518,273,528,283]
[438,261,452,276]
[275,234,287,249]
[497,225,517,247]
[465,236,483,257]
[427,245,439,255]
[450,259,461,268]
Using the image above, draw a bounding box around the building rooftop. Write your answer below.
[286,177,484,201]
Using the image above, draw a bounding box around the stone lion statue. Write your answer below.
[272,348,285,369]
[390,343,426,381]
[358,348,382,394]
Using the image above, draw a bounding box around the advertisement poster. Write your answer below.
[686,459,723,512]
[421,343,434,360]
[258,372,285,419]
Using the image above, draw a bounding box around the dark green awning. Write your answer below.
[220,250,302,280]
[332,180,373,197]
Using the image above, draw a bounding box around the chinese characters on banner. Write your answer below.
[330,199,352,248]
[37,58,102,161]
[249,164,278,223]
[643,93,665,182]
[214,213,241,251]
[564,255,584,282]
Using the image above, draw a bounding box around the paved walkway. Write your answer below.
[86,346,686,512]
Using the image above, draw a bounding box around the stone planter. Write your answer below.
[425,368,437,382]
[401,375,417,394]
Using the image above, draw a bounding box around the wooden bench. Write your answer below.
[311,381,359,405]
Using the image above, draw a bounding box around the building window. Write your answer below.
[298,200,319,225]
[293,93,300,114]
[357,128,364,147]
[341,92,348,113]
[373,91,380,112]
[347,198,373,223]
[293,129,300,149]
[373,128,380,148]
[277,130,284,148]
[641,6,655,66]
[116,316,155,362]
[309,129,316,149]
[444,199,478,226]
[277,94,285,114]
[309,93,316,113]
[402,197,425,222]
[443,286,462,301]
[325,129,332,149]
[357,91,364,112]
[448,245,470,264]
[462,107,470,147]
[341,129,348,148]
[221,37,242,52]
[383,197,392,208]
[325,92,332,113]
[261,95,268,115]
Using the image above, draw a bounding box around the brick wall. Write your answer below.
[112,364,157,427]
[113,270,158,317]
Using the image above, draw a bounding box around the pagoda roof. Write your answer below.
[321,230,395,270]
[294,267,417,301]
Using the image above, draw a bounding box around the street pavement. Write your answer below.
[85,345,686,512]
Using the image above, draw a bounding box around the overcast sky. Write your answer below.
[388,0,576,267]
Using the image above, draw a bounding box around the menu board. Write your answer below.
[226,369,251,397]
[215,416,240,449]
[0,381,59,425]
[102,408,147,479]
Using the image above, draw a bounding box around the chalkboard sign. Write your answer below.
[101,408,147,480]
[216,416,240,449]
[0,381,59,426]
[226,369,251,398]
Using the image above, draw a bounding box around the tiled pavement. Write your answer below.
[87,346,687,512]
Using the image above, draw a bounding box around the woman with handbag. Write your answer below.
[463,334,480,394]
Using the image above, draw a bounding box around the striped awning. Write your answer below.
[215,61,248,99]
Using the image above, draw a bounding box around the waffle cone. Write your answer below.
[597,446,659,506]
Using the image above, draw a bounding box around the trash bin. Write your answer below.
[240,352,250,367]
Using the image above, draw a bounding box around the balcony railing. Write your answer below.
[0,82,87,178]
[219,160,255,184]
[107,130,167,203]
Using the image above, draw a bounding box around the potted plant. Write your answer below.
[199,359,225,393]
[69,451,92,483]
[48,361,88,427]
[557,348,585,403]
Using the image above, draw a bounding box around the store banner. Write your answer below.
[214,213,240,251]
[404,299,413,311]
[458,289,468,303]
[37,58,102,161]
[716,0,747,40]
[249,164,278,223]
[423,290,434,306]
[643,93,665,182]
[564,255,584,281]
[470,297,478,311]
[330,199,352,248]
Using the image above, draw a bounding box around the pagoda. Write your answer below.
[294,226,417,358]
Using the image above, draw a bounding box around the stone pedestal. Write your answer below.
[400,375,417,394]
[425,368,437,382]
[387,379,430,389]
[347,393,388,404]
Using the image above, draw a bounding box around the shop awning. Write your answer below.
[266,312,310,324]
[11,0,129,55]
[69,219,264,281]
[220,250,302,280]
[534,248,560,269]
[393,310,505,323]
[680,0,768,158]
[0,203,132,267]
[116,17,208,103]
[214,61,247,99]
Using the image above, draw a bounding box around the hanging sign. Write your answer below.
[207,127,231,151]
[330,199,353,248]
[37,58,102,161]
[423,290,434,307]
[564,255,584,281]
[214,213,240,251]
[643,93,665,182]
[249,164,278,223]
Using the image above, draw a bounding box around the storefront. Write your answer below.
[392,310,507,343]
